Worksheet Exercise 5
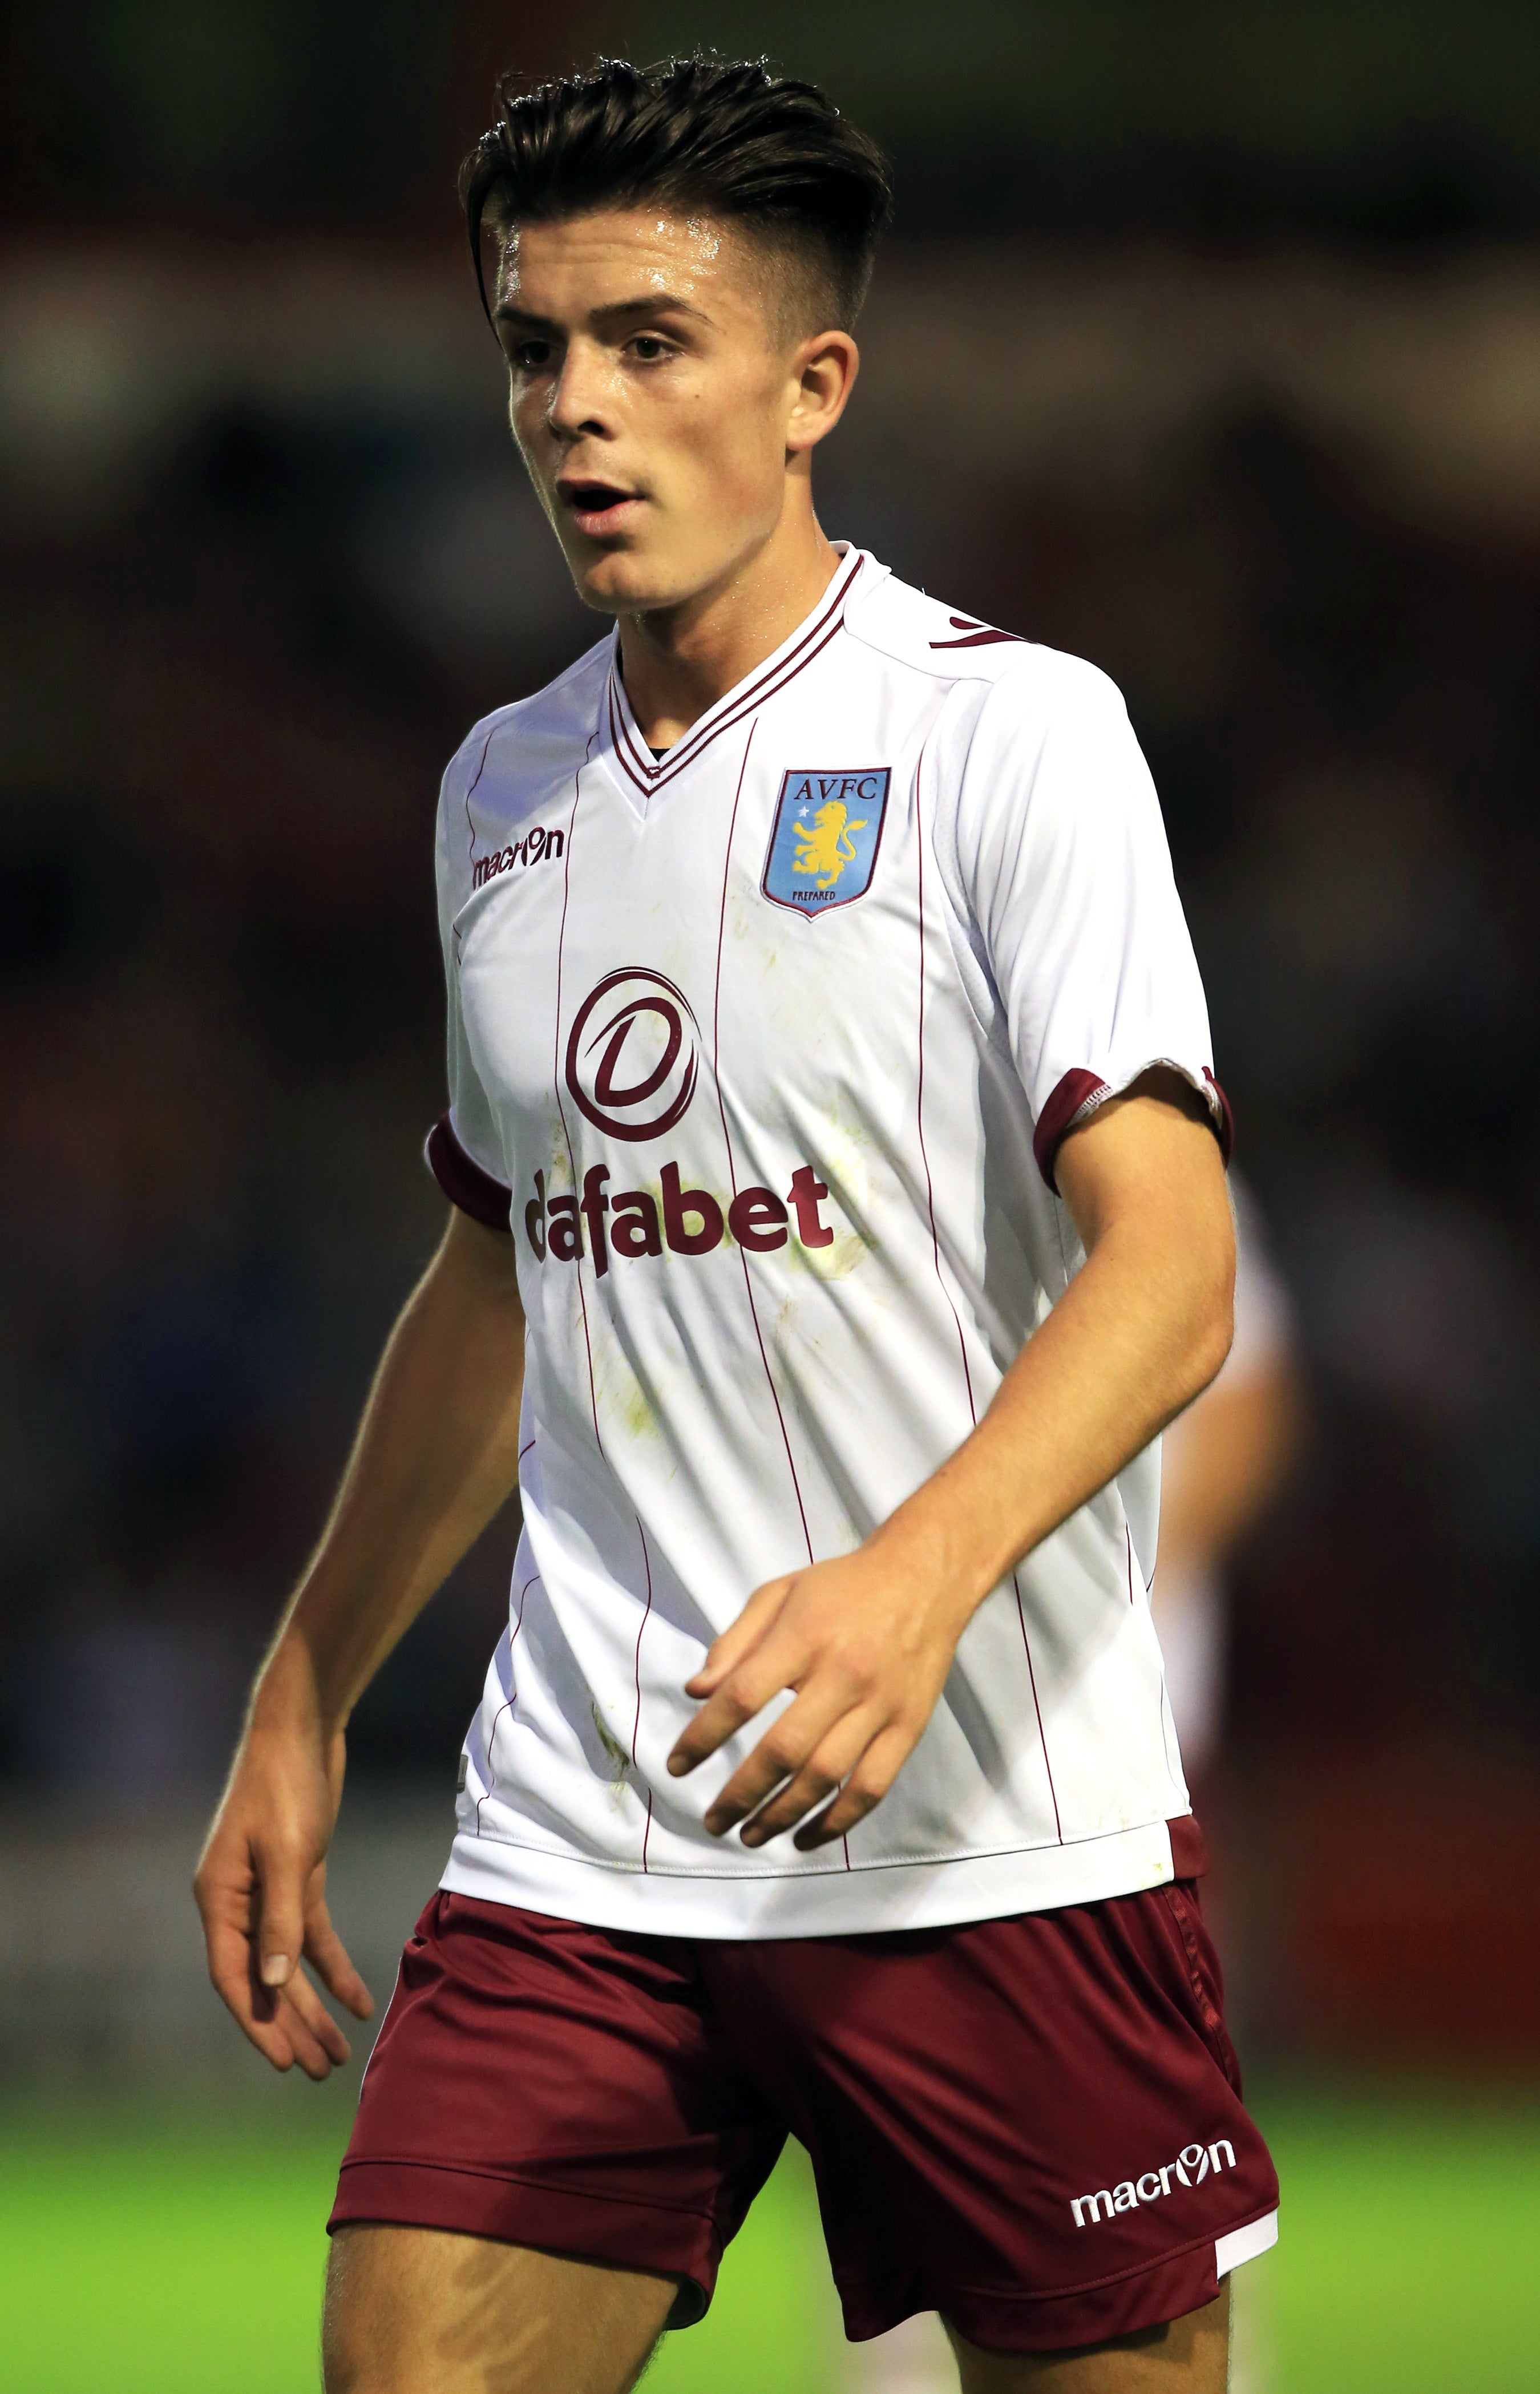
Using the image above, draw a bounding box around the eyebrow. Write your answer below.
[492,292,714,333]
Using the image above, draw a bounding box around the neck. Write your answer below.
[616,498,842,750]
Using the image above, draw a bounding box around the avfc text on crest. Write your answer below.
[762,768,891,917]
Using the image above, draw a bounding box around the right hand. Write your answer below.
[193,1705,374,2078]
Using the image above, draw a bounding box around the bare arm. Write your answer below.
[666,1069,1235,1847]
[194,1206,525,2076]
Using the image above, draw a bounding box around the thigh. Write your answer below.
[710,1881,1277,2356]
[331,1894,785,2333]
[323,2222,674,2394]
[948,2286,1229,2394]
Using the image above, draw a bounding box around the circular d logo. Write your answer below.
[564,967,701,1143]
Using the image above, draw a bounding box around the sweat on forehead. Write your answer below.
[491,206,839,339]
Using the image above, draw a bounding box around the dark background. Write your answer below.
[4,1,1539,2063]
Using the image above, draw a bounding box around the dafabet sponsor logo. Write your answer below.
[529,967,835,1275]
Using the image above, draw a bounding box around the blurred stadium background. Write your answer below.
[3,4,1540,2387]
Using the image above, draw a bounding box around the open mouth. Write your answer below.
[558,480,639,536]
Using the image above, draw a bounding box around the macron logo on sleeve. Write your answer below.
[1071,2140,1236,2227]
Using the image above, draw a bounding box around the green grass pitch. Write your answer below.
[2,2084,1535,2391]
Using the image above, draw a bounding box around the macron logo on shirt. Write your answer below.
[471,824,565,891]
[529,965,835,1276]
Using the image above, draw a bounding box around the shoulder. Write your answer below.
[438,637,611,830]
[843,568,1033,685]
[844,569,1127,731]
[961,642,1135,774]
[944,642,1162,877]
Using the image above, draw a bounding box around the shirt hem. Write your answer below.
[439,1816,1179,1939]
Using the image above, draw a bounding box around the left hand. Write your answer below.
[665,1541,972,1849]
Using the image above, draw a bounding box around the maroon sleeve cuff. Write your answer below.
[1032,1068,1109,1192]
[1203,1068,1235,1164]
[1168,1813,1210,1881]
[425,1114,512,1232]
[1033,1066,1234,1194]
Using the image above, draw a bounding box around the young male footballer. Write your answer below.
[196,55,1279,2394]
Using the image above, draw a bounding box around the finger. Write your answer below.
[205,1924,302,2069]
[205,1915,270,2034]
[739,1708,881,1847]
[669,1615,811,1776]
[225,1957,334,2077]
[683,1579,793,1699]
[195,1830,341,2076]
[794,1724,917,1848]
[668,1631,811,1780]
[280,1970,351,2074]
[245,2016,302,2072]
[253,1837,308,1994]
[273,1994,340,2082]
[702,1680,856,1835]
[304,1903,374,2021]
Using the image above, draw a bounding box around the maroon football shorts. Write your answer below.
[329,1872,1279,2352]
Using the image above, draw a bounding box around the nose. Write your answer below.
[545,338,613,446]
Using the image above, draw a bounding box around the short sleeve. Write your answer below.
[951,654,1230,1192]
[425,761,514,1232]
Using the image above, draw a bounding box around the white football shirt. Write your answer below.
[430,547,1229,1937]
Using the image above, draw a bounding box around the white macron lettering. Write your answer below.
[1070,2141,1236,2229]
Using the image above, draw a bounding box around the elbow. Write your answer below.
[1184,1226,1236,1402]
[1190,1289,1235,1399]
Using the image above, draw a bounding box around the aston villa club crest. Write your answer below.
[762,767,891,917]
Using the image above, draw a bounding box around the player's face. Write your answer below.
[493,209,846,616]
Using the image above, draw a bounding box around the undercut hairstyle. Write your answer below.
[459,55,893,335]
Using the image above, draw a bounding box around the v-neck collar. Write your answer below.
[603,546,871,804]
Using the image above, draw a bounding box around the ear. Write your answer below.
[785,331,860,457]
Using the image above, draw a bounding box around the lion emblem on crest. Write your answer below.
[791,800,868,888]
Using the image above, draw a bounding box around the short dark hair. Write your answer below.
[459,55,892,334]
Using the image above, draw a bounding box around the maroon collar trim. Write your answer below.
[605,551,864,798]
